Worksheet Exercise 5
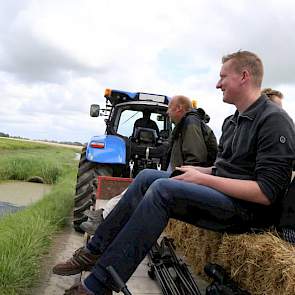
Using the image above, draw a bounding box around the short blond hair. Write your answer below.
[222,51,264,88]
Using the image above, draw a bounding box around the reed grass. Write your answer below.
[0,139,78,184]
[0,138,79,294]
[0,156,63,184]
[0,137,52,150]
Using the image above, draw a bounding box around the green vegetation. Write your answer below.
[0,138,79,294]
[0,138,78,184]
[0,138,51,150]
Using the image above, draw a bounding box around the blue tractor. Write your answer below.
[73,88,173,231]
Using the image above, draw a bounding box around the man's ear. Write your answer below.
[241,69,250,84]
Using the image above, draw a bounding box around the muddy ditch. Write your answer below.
[0,181,52,216]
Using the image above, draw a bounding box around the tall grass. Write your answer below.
[0,137,52,150]
[0,156,63,184]
[0,140,78,184]
[0,138,79,294]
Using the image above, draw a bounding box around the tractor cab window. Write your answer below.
[117,110,165,138]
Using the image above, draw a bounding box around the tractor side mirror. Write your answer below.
[90,104,100,117]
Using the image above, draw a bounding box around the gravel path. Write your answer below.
[30,224,85,295]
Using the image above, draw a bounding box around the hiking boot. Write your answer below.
[64,282,89,295]
[84,208,104,220]
[80,216,104,235]
[52,247,100,276]
[64,282,112,295]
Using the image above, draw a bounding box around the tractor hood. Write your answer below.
[86,135,126,164]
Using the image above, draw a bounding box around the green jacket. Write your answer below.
[167,108,217,171]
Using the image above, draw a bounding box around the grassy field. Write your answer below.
[0,138,80,295]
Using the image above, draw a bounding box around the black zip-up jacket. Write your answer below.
[215,95,295,225]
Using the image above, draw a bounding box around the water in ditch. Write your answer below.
[0,181,52,217]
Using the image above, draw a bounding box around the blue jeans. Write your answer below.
[84,169,262,294]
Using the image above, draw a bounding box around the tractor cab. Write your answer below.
[89,89,172,177]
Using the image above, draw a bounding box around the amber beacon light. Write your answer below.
[104,88,112,97]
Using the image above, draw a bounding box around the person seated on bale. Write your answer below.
[81,95,218,235]
[261,88,293,172]
[261,88,295,242]
[53,50,295,295]
[261,87,283,107]
[166,95,217,171]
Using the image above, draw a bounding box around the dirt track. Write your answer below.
[30,223,84,295]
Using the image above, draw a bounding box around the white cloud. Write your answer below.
[0,0,295,142]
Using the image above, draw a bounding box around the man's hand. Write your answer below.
[179,165,213,175]
[173,166,271,205]
[172,166,206,184]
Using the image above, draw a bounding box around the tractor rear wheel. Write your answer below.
[73,146,112,232]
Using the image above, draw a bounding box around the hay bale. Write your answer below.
[165,220,222,274]
[165,220,295,294]
[218,232,295,294]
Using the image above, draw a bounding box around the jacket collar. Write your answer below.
[230,94,268,123]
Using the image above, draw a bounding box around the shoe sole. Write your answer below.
[52,265,93,276]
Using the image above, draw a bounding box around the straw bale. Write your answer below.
[165,219,222,274]
[165,220,295,294]
[217,232,295,294]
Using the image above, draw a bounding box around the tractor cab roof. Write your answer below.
[104,88,170,106]
[115,100,169,113]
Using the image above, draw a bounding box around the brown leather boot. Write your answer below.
[64,282,89,295]
[52,246,100,276]
[64,282,112,295]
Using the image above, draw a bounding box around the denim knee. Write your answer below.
[135,169,168,189]
[145,179,174,206]
[135,169,158,181]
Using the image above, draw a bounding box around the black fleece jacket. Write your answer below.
[215,95,295,225]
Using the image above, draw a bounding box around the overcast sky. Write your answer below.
[1,0,295,143]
